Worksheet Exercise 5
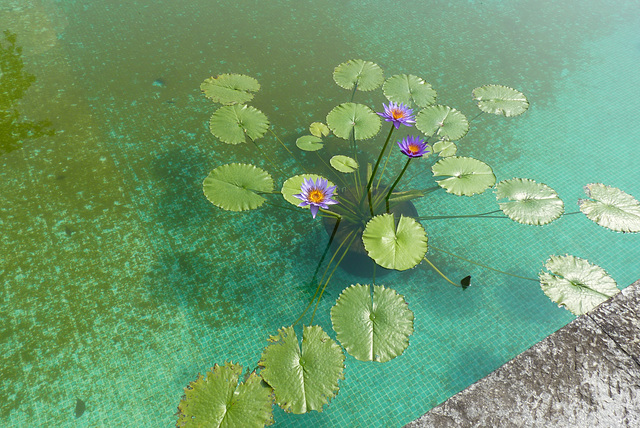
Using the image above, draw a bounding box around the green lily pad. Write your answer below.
[472,85,529,117]
[209,104,270,145]
[495,178,564,225]
[203,163,274,211]
[331,284,414,362]
[259,325,345,414]
[326,103,381,140]
[578,183,640,233]
[362,214,428,271]
[309,122,330,138]
[431,156,495,196]
[281,174,336,207]
[415,105,469,141]
[330,155,358,173]
[333,59,384,91]
[432,138,457,157]
[296,135,324,152]
[383,74,437,108]
[539,254,620,316]
[176,362,274,428]
[200,74,261,105]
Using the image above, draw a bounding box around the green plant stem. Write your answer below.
[468,111,484,123]
[430,245,539,282]
[268,128,308,174]
[310,232,358,324]
[365,124,395,215]
[422,256,460,287]
[314,152,350,191]
[385,158,412,212]
[294,230,355,326]
[247,135,287,177]
[417,209,506,221]
[375,139,395,190]
[263,200,305,213]
[349,81,359,102]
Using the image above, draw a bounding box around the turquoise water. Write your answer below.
[1,0,639,426]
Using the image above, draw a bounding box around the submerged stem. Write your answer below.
[268,128,308,174]
[417,210,506,221]
[385,158,412,212]
[365,125,395,215]
[422,256,460,287]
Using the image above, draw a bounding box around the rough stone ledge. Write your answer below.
[405,279,640,428]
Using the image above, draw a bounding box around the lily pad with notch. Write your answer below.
[296,135,324,152]
[326,102,381,140]
[330,155,358,173]
[362,213,428,271]
[176,362,274,428]
[200,74,261,105]
[415,105,469,141]
[331,284,414,362]
[432,138,457,157]
[333,59,384,91]
[431,156,495,196]
[259,326,345,414]
[383,74,437,107]
[209,104,269,145]
[578,183,640,233]
[472,84,529,117]
[309,122,330,138]
[539,254,620,316]
[495,178,564,225]
[203,163,274,211]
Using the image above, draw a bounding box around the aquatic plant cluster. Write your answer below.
[176,60,640,427]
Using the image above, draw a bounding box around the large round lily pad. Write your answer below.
[578,183,640,233]
[259,325,345,414]
[326,103,381,140]
[495,178,564,225]
[431,156,495,196]
[539,254,620,316]
[281,174,336,207]
[200,74,260,105]
[331,284,414,362]
[472,85,529,117]
[415,105,469,141]
[330,155,358,173]
[176,362,274,428]
[203,163,274,211]
[209,104,270,144]
[333,59,384,91]
[383,74,436,108]
[362,214,428,271]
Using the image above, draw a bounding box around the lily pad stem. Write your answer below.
[349,81,359,102]
[417,209,506,221]
[269,128,309,174]
[422,256,460,287]
[430,245,538,282]
[247,135,286,178]
[365,124,395,215]
[385,158,412,212]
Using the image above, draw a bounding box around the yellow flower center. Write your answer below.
[408,144,420,154]
[391,109,406,120]
[308,189,325,203]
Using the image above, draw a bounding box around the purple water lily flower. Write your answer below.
[293,177,338,219]
[397,135,430,158]
[377,101,416,129]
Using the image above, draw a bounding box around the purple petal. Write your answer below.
[310,205,319,218]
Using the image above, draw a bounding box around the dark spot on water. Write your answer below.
[64,226,74,236]
[55,173,66,180]
[152,78,166,88]
[164,99,176,104]
[75,398,85,418]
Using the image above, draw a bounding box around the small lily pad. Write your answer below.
[200,74,261,105]
[495,178,564,225]
[331,284,414,362]
[432,138,457,157]
[326,103,381,140]
[330,155,358,173]
[415,105,469,141]
[432,156,495,196]
[209,104,269,144]
[296,135,324,152]
[203,163,274,211]
[176,362,274,428]
[259,325,345,414]
[281,174,336,207]
[473,85,529,117]
[333,59,384,91]
[383,74,437,107]
[309,122,330,138]
[362,214,428,271]
[539,254,620,316]
[579,183,640,233]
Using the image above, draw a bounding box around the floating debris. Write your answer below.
[75,398,85,418]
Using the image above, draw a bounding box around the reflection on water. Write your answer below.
[0,31,55,155]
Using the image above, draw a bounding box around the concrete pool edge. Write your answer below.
[405,279,640,428]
